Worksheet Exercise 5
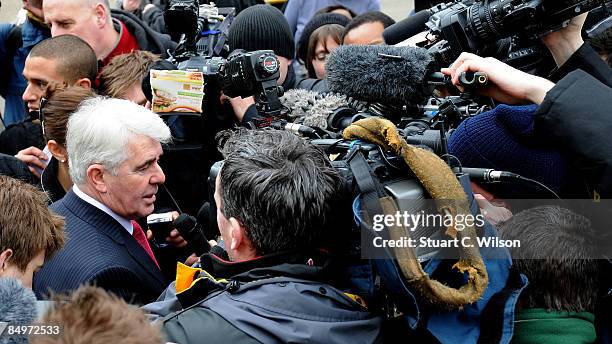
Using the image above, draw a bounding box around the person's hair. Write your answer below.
[66,97,172,185]
[29,0,43,9]
[0,176,65,271]
[29,35,98,85]
[99,51,160,99]
[217,129,344,255]
[29,286,164,344]
[314,5,357,19]
[588,27,612,67]
[342,11,396,43]
[497,206,598,312]
[305,24,344,79]
[42,86,98,146]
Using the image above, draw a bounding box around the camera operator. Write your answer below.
[147,129,383,343]
[442,26,612,198]
[223,4,296,124]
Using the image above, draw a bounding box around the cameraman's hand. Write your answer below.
[15,146,48,178]
[542,13,587,67]
[228,96,255,123]
[441,53,554,105]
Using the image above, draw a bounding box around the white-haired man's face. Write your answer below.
[98,134,166,219]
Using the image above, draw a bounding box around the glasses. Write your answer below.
[39,97,47,138]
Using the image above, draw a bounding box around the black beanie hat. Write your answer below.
[297,13,350,64]
[228,4,295,60]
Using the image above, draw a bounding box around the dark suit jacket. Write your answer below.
[34,189,168,304]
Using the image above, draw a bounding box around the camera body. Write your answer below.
[422,0,609,67]
[163,0,285,119]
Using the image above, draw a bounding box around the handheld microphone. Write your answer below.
[173,213,211,257]
[326,44,437,106]
[383,9,433,45]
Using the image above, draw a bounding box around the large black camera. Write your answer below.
[386,0,610,68]
[161,0,285,119]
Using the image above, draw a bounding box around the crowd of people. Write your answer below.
[0,0,611,343]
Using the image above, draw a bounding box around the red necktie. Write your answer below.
[131,220,160,270]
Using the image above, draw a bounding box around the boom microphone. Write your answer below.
[280,89,366,129]
[326,45,437,106]
[383,9,433,45]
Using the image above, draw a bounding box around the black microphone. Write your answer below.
[196,202,229,260]
[326,44,437,106]
[383,9,433,45]
[173,213,211,257]
[454,167,521,182]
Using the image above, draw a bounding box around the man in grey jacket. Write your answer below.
[147,129,383,343]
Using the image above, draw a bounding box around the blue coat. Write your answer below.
[0,18,49,125]
[33,189,168,304]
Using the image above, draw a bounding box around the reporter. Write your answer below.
[305,24,344,79]
[38,86,97,203]
[443,51,612,199]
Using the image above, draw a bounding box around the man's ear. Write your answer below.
[94,3,108,27]
[75,78,92,90]
[0,249,13,271]
[47,140,67,163]
[87,164,108,193]
[228,218,246,251]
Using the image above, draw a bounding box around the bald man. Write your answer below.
[43,0,175,66]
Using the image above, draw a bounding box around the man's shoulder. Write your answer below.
[162,274,382,343]
[111,9,176,56]
[163,304,260,344]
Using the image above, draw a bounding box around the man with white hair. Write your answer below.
[33,98,172,304]
[43,0,175,66]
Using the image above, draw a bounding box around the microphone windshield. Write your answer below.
[326,45,436,106]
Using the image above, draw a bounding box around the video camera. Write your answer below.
[386,0,610,69]
[159,0,285,121]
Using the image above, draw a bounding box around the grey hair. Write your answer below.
[66,97,171,185]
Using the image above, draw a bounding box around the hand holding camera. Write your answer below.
[441,53,554,105]
[146,211,188,249]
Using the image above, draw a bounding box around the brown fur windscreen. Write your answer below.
[344,117,488,309]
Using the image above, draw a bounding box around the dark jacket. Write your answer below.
[0,17,50,125]
[40,157,66,203]
[154,251,383,344]
[0,119,44,156]
[295,77,329,93]
[533,44,612,199]
[0,153,38,186]
[33,189,168,305]
[114,0,166,34]
[111,9,176,58]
